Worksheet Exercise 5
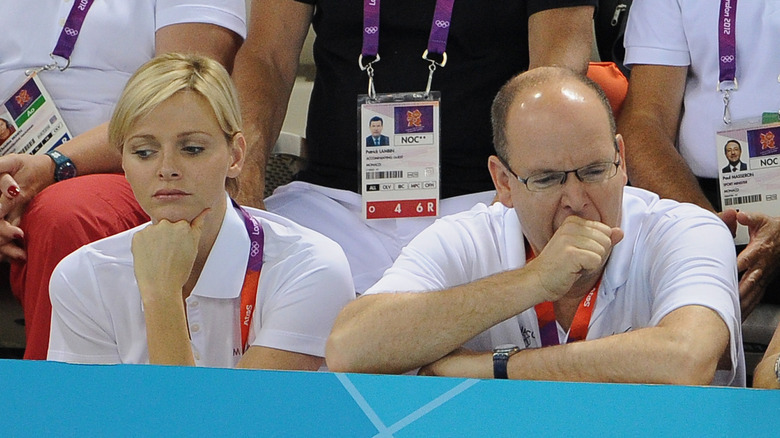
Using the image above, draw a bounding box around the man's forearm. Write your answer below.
[509,306,728,384]
[617,64,716,211]
[231,0,312,208]
[528,6,595,75]
[326,269,549,375]
[233,61,293,207]
[620,121,714,210]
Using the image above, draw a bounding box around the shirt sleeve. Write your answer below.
[48,251,122,364]
[250,232,355,358]
[365,211,500,296]
[156,0,247,39]
[624,0,690,66]
[642,207,742,384]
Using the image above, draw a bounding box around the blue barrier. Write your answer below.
[1,359,778,437]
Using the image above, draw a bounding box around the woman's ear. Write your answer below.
[227,132,246,178]
[488,155,514,208]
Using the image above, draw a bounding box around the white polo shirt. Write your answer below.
[0,0,246,136]
[365,186,746,386]
[48,195,355,367]
[624,0,780,178]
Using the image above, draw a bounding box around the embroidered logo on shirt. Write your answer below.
[520,326,536,348]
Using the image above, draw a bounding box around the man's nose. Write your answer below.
[559,173,588,211]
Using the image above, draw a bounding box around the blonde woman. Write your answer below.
[47,53,354,368]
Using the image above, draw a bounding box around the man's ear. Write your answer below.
[615,133,628,185]
[488,155,513,208]
[227,132,247,178]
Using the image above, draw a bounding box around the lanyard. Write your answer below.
[231,200,265,353]
[29,0,95,74]
[717,0,738,124]
[359,0,455,98]
[26,0,95,75]
[525,240,601,347]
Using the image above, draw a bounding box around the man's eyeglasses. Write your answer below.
[498,149,621,192]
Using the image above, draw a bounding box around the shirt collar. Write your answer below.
[600,189,645,298]
[191,193,251,299]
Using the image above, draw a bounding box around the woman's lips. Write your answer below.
[153,189,190,199]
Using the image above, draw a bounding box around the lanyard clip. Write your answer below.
[47,53,71,72]
[718,78,738,125]
[24,53,71,76]
[358,54,380,100]
[421,50,447,96]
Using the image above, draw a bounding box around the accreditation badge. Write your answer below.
[0,72,72,156]
[358,92,440,220]
[717,113,780,244]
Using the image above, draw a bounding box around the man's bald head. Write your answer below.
[491,67,616,160]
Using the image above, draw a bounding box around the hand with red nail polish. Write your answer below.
[0,154,56,261]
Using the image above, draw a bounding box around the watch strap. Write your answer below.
[493,353,511,379]
[46,150,77,182]
[493,345,520,379]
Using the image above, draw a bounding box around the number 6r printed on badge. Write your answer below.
[366,199,438,219]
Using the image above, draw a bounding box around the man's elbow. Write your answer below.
[324,328,356,373]
[662,339,724,386]
[670,352,719,386]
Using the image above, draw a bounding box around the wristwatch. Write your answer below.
[46,150,77,182]
[493,344,520,379]
[774,354,780,383]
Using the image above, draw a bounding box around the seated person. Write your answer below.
[47,53,355,368]
[753,321,780,389]
[326,67,745,386]
[0,0,246,360]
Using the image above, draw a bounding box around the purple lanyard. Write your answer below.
[230,199,265,352]
[231,199,265,272]
[718,0,737,123]
[360,0,455,97]
[30,0,95,74]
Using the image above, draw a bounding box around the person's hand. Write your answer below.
[718,209,739,237]
[0,153,55,261]
[0,153,55,218]
[131,209,209,303]
[525,215,623,302]
[417,348,490,379]
[735,211,780,318]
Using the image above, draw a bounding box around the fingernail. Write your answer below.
[7,185,19,198]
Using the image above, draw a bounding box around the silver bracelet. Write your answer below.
[774,354,780,383]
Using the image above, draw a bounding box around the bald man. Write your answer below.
[326,67,745,387]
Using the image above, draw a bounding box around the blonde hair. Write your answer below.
[108,53,242,192]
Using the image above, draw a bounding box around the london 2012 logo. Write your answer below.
[760,131,776,150]
[394,105,433,134]
[15,90,31,107]
[406,109,422,128]
[748,126,780,158]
